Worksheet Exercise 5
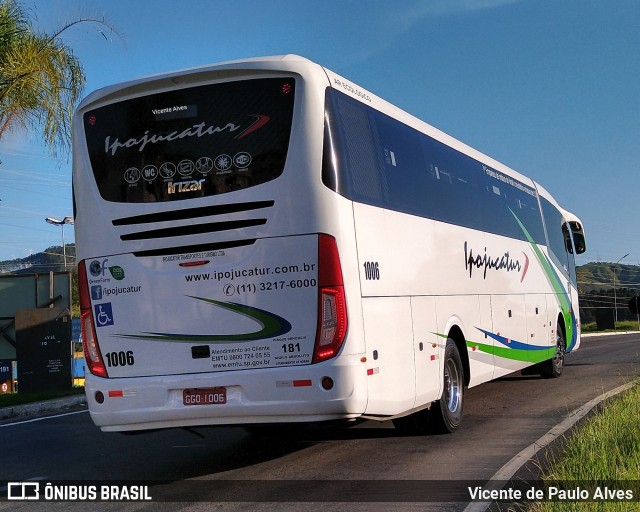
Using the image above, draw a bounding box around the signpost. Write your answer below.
[0,272,73,393]
[15,307,72,393]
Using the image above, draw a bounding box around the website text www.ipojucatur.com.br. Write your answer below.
[184,262,317,283]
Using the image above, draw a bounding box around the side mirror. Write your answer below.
[569,221,586,255]
[572,233,586,254]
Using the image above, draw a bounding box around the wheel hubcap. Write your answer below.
[444,358,462,413]
[554,335,565,372]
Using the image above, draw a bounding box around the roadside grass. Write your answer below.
[0,386,84,409]
[581,321,639,333]
[527,383,640,512]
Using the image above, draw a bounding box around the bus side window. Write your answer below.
[541,197,571,278]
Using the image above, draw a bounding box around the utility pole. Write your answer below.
[45,216,74,270]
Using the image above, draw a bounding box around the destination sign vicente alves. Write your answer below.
[152,105,189,115]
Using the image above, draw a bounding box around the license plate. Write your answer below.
[183,387,227,406]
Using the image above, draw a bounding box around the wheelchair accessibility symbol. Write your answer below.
[94,303,114,327]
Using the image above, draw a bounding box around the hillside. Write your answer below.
[577,262,640,294]
[0,245,76,274]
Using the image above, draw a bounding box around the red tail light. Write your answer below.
[313,235,348,363]
[78,260,108,378]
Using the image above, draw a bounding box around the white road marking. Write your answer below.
[0,409,89,428]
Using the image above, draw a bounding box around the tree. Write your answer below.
[0,0,114,156]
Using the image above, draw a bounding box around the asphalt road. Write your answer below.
[1,333,639,512]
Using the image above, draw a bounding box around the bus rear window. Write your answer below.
[83,78,295,203]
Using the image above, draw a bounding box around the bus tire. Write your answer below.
[429,339,464,433]
[539,323,565,378]
[394,339,464,435]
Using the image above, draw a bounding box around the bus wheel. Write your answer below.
[393,339,464,435]
[429,339,464,433]
[540,323,566,378]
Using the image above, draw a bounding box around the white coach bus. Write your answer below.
[73,55,586,433]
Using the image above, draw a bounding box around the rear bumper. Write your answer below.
[84,355,367,432]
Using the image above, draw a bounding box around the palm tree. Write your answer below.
[0,0,113,156]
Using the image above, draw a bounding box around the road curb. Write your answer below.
[0,394,87,421]
[582,331,636,338]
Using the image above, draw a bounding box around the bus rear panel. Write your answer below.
[74,60,364,431]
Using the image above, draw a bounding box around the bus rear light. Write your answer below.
[81,310,107,378]
[78,260,109,378]
[313,235,348,363]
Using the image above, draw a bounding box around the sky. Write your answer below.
[0,0,639,268]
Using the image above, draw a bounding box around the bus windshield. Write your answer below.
[83,77,296,203]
